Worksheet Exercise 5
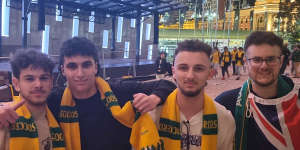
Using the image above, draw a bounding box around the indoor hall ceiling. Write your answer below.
[45,0,187,18]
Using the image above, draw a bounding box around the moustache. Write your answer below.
[30,90,46,94]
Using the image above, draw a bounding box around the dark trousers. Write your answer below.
[222,63,230,77]
[232,61,236,75]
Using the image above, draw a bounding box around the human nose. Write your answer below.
[259,59,269,67]
[76,66,84,77]
[186,69,194,79]
[34,79,42,88]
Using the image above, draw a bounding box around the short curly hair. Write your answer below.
[174,40,212,58]
[244,31,283,54]
[10,49,54,79]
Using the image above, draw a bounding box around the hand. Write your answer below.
[133,93,161,113]
[0,99,25,128]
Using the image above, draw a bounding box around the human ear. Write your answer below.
[12,77,20,92]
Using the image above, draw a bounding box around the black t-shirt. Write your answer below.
[74,91,131,150]
[47,79,176,150]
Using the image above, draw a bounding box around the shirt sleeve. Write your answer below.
[222,111,235,150]
[109,79,176,106]
[0,128,9,150]
[215,103,235,150]
[215,88,240,115]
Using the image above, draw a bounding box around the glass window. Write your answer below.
[145,24,151,40]
[130,19,136,28]
[2,0,10,37]
[102,30,109,48]
[89,11,95,33]
[139,17,144,55]
[147,45,153,60]
[72,16,79,37]
[56,5,63,21]
[31,0,38,4]
[124,41,130,58]
[42,25,50,54]
[27,12,31,33]
[117,17,123,42]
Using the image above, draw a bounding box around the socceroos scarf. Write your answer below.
[234,79,251,150]
[234,77,292,150]
[59,85,82,150]
[9,97,65,150]
[58,77,158,150]
[95,77,162,150]
[159,89,218,150]
[60,77,218,150]
[98,76,218,150]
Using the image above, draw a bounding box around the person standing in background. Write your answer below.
[220,47,231,80]
[291,44,300,77]
[211,47,221,79]
[231,47,238,75]
[235,47,245,80]
[279,43,290,75]
[155,52,168,79]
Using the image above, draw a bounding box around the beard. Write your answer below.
[251,71,277,87]
[252,77,276,87]
[21,93,48,106]
[177,83,206,97]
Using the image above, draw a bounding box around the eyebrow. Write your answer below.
[22,73,51,77]
[251,56,279,58]
[66,60,93,65]
[82,60,93,64]
[177,63,208,67]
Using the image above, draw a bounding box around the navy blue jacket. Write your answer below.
[215,76,295,150]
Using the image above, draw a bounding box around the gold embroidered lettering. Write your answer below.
[52,133,64,142]
[203,120,217,129]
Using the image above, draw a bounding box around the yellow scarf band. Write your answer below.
[60,77,218,150]
[9,97,65,150]
[158,89,218,150]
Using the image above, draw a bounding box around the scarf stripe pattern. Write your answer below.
[159,89,218,150]
[59,77,153,150]
[234,80,250,150]
[64,77,218,150]
[59,85,82,150]
[9,97,65,150]
[95,77,162,150]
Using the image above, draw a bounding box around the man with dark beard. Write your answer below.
[215,31,300,150]
[135,40,235,150]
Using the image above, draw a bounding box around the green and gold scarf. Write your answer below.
[60,77,218,150]
[158,89,218,150]
[10,97,65,150]
[234,77,292,150]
